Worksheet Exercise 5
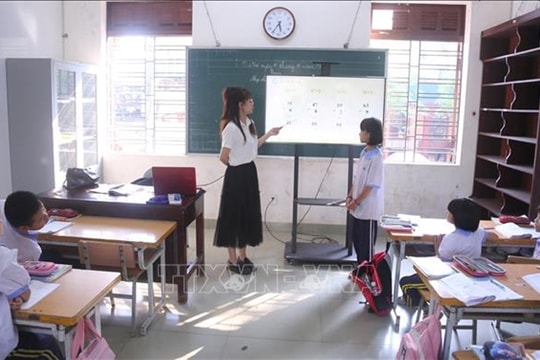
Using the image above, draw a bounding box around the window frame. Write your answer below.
[371,2,466,164]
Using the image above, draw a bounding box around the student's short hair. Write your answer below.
[360,117,383,145]
[4,191,41,227]
[447,197,480,232]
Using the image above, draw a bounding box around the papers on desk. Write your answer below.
[522,273,540,295]
[108,183,145,196]
[408,256,456,279]
[495,222,540,239]
[29,220,72,234]
[20,280,60,310]
[435,272,523,306]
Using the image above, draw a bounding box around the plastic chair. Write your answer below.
[78,240,149,336]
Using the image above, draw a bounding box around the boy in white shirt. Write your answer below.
[0,191,49,262]
[0,220,63,359]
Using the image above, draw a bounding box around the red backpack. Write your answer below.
[352,251,393,316]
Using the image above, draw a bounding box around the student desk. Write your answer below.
[385,218,536,309]
[14,269,120,360]
[415,263,540,360]
[38,215,176,336]
[39,187,205,303]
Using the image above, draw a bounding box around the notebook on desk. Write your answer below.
[152,167,197,196]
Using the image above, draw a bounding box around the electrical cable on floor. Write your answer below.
[263,197,287,244]
[295,154,341,244]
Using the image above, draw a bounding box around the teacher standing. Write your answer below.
[214,87,281,275]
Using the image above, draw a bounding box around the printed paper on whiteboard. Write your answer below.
[265,75,385,144]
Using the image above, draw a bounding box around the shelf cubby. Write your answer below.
[472,8,540,219]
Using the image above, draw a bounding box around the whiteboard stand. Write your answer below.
[284,144,357,265]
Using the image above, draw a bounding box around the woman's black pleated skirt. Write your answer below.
[213,161,263,248]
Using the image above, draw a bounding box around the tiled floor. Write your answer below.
[98,226,539,359]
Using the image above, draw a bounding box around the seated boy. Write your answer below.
[0,219,63,359]
[0,191,49,263]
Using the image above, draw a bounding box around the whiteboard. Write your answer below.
[265,75,385,144]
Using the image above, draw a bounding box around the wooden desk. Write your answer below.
[14,269,120,360]
[39,186,205,303]
[38,215,176,336]
[385,218,536,309]
[416,264,540,360]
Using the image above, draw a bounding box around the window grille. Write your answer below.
[371,3,465,164]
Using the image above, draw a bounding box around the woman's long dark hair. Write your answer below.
[221,87,257,142]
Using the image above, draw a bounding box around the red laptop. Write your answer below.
[152,167,197,196]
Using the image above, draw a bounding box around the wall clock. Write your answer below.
[263,7,296,40]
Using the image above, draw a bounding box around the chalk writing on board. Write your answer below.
[265,75,385,145]
[187,48,387,156]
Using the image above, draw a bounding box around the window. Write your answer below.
[107,36,191,154]
[106,1,192,155]
[370,3,465,164]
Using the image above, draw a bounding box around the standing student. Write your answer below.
[0,191,49,263]
[214,87,281,275]
[346,117,384,267]
[399,197,496,307]
[0,220,63,360]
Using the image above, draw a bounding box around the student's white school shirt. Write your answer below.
[349,147,384,220]
[0,200,42,262]
[0,246,31,359]
[222,119,258,166]
[438,228,487,261]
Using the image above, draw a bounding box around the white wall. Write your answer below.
[0,1,64,196]
[0,1,521,226]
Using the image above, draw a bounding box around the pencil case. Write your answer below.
[453,255,489,277]
[471,257,506,276]
[22,261,57,276]
[498,215,531,225]
[452,256,506,277]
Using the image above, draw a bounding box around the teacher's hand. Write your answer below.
[268,126,282,136]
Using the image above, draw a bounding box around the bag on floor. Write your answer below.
[395,305,442,360]
[71,316,116,360]
[352,251,393,316]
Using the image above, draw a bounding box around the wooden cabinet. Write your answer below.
[6,59,100,194]
[472,9,540,219]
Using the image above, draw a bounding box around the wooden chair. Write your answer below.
[78,240,149,336]
[507,255,540,265]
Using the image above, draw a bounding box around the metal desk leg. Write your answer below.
[139,242,166,336]
[442,308,459,360]
[391,241,406,307]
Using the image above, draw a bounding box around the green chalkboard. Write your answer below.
[187,48,386,157]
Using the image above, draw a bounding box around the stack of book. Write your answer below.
[30,264,72,283]
[380,215,414,232]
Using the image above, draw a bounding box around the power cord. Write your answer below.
[263,152,343,245]
[197,174,224,188]
[263,197,287,244]
[296,155,342,244]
